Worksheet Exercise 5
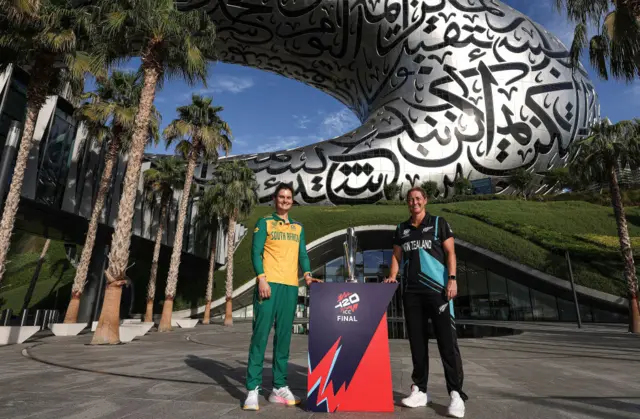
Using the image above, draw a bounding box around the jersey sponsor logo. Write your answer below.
[335,291,359,322]
[402,239,432,252]
[422,226,433,233]
[254,227,260,233]
[401,229,410,238]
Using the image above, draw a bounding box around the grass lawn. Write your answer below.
[208,199,632,305]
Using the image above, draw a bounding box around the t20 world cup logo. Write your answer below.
[335,292,360,315]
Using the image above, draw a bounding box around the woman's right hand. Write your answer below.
[258,277,271,299]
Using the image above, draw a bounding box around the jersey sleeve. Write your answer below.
[298,225,312,276]
[439,217,454,241]
[393,223,403,247]
[251,218,268,278]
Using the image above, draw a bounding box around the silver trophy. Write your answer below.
[344,227,358,283]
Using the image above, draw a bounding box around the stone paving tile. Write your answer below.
[0,321,638,419]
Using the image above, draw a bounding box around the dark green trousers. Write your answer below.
[245,282,298,390]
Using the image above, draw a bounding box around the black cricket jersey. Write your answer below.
[393,213,454,294]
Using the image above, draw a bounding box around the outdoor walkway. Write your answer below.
[0,321,639,418]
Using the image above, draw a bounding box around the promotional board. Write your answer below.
[306,282,398,412]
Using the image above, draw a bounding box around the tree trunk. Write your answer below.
[144,299,154,324]
[158,143,198,332]
[0,103,41,283]
[90,282,123,344]
[608,165,640,334]
[92,64,160,345]
[224,211,237,327]
[64,137,120,324]
[158,296,173,332]
[203,301,211,325]
[22,238,51,311]
[65,293,81,324]
[203,240,216,325]
[144,193,169,323]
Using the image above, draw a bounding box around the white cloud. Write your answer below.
[231,136,249,147]
[114,66,138,73]
[206,75,254,94]
[294,114,312,129]
[321,109,360,137]
[255,135,322,153]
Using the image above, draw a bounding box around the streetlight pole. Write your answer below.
[565,250,582,328]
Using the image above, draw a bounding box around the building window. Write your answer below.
[488,272,509,321]
[531,289,559,321]
[467,263,490,319]
[507,279,533,320]
[306,248,626,325]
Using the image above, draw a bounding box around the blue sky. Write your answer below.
[100,0,640,157]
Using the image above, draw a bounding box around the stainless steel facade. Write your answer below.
[179,0,599,204]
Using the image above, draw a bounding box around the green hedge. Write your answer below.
[0,232,76,312]
[209,200,632,304]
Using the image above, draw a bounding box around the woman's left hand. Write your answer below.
[446,280,457,301]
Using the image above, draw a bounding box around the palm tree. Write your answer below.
[142,156,185,323]
[0,1,40,17]
[209,160,258,326]
[62,71,160,324]
[509,168,533,199]
[0,0,97,285]
[89,0,216,344]
[556,0,640,81]
[158,95,232,332]
[568,119,640,333]
[195,186,223,325]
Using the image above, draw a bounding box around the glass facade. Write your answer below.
[35,103,77,208]
[299,249,628,325]
[0,68,78,209]
[0,70,28,151]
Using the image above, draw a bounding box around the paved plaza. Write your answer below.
[0,321,639,418]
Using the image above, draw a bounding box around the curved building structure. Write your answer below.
[179,0,599,204]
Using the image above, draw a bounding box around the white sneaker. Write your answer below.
[401,385,429,407]
[447,390,465,418]
[243,386,260,411]
[268,386,300,406]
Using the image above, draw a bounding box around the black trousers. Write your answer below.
[403,291,468,401]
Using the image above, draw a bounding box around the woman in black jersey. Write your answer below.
[384,186,467,418]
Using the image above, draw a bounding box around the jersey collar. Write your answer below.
[406,212,432,228]
[272,212,294,224]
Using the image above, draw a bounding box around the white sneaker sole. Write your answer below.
[242,404,259,411]
[447,407,465,418]
[268,395,300,406]
[401,399,429,408]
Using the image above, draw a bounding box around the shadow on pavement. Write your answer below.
[184,354,308,411]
